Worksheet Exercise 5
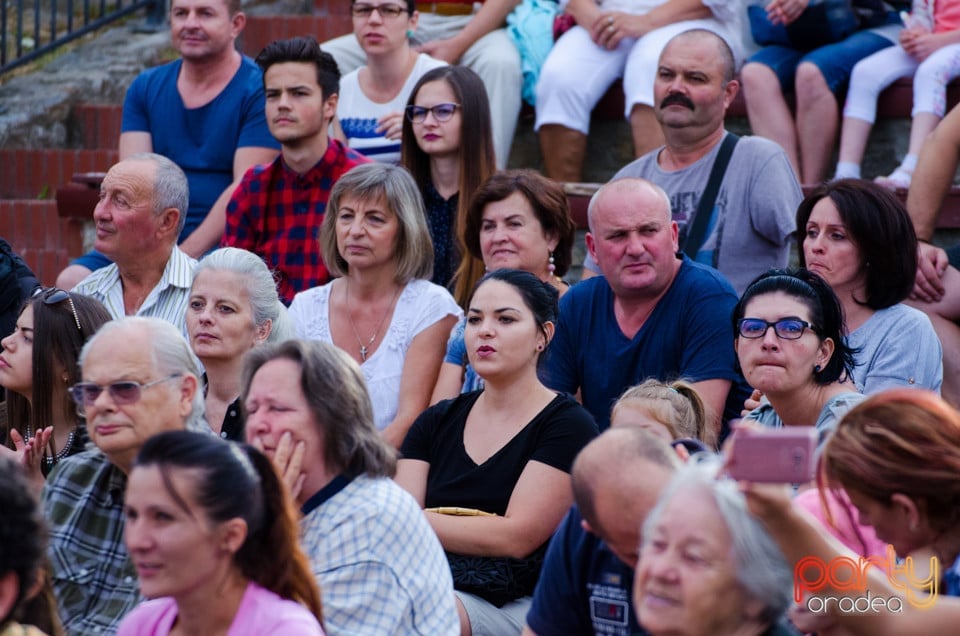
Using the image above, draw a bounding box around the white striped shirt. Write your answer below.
[73,247,197,335]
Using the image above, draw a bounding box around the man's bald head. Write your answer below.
[661,28,736,84]
[587,178,671,233]
[571,428,680,567]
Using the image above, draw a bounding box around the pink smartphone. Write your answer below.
[727,427,818,483]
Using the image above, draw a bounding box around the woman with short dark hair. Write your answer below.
[733,269,862,436]
[431,170,576,402]
[796,179,942,393]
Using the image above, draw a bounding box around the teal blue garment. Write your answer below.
[506,0,559,106]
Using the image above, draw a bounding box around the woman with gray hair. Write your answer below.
[634,459,796,636]
[288,163,461,447]
[241,339,459,634]
[187,247,292,441]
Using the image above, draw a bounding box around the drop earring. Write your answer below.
[548,251,556,275]
[406,29,414,39]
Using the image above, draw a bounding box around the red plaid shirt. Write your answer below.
[223,139,370,304]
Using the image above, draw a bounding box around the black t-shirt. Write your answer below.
[401,391,598,514]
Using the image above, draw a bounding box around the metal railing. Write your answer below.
[1,0,164,75]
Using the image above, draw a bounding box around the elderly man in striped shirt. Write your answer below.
[73,153,196,333]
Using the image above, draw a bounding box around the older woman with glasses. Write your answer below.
[334,1,446,164]
[733,269,862,437]
[0,289,111,482]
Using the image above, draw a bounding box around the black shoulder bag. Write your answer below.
[682,133,739,262]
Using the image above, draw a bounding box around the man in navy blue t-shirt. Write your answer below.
[541,178,750,441]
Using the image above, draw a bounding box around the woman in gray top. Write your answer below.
[797,179,942,394]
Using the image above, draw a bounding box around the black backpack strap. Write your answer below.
[683,133,739,260]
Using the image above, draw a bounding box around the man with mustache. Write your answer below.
[55,0,279,290]
[542,177,749,442]
[222,37,370,305]
[582,29,800,295]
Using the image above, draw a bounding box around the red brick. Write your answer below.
[61,218,86,258]
[0,202,15,238]
[241,16,351,58]
[0,151,13,197]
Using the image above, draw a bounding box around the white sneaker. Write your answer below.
[874,166,913,191]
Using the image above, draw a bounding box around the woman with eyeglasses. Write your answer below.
[187,248,293,442]
[401,65,496,297]
[0,289,111,481]
[118,430,324,635]
[334,1,446,164]
[733,269,862,437]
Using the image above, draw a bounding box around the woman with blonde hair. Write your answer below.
[288,163,461,447]
[610,379,708,444]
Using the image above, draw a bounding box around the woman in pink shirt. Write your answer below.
[117,431,324,635]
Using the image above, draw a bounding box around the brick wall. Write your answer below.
[0,200,77,285]
[0,149,118,199]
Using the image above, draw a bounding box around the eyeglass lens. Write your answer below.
[738,318,809,339]
[352,4,405,18]
[405,103,458,123]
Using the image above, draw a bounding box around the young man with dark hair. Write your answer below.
[222,36,370,305]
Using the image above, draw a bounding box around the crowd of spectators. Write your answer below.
[7,0,960,634]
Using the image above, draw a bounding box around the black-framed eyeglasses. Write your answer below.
[737,318,817,340]
[351,3,407,18]
[34,287,81,331]
[69,374,183,410]
[404,102,460,123]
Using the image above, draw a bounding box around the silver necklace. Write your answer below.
[345,279,402,362]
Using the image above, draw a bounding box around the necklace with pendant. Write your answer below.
[345,279,402,362]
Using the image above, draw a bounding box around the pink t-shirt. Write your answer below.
[794,488,888,559]
[934,0,960,33]
[117,582,323,635]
